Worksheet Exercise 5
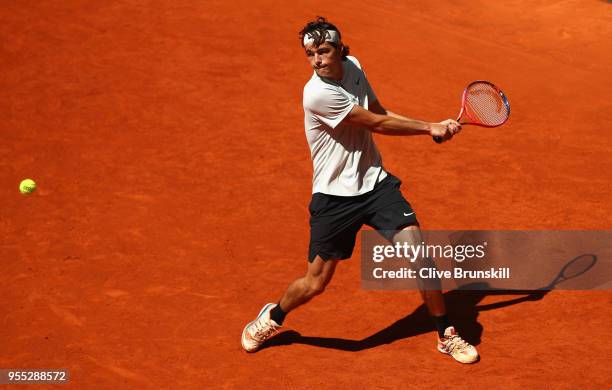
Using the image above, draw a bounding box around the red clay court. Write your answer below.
[2,1,611,388]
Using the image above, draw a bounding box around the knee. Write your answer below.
[305,277,327,297]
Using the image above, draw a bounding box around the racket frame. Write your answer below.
[457,80,511,127]
[433,80,510,143]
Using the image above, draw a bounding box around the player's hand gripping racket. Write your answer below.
[433,80,510,143]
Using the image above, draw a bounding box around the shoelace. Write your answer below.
[444,335,471,353]
[252,317,279,342]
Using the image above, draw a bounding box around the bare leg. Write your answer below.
[240,256,339,352]
[393,225,446,316]
[278,256,338,313]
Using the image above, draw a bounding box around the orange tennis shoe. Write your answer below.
[437,326,479,364]
[241,303,281,352]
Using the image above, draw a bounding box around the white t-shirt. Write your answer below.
[303,56,387,196]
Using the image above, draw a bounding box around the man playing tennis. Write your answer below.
[241,17,479,364]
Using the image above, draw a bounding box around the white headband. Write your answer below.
[302,30,340,47]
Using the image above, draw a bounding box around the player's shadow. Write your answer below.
[261,286,546,352]
[260,254,598,352]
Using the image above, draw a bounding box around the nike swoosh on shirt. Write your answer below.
[403,212,415,217]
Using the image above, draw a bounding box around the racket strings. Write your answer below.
[464,83,509,126]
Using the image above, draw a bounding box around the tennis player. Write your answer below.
[241,17,478,364]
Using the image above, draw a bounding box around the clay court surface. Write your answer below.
[2,0,611,388]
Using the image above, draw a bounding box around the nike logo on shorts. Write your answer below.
[404,212,415,217]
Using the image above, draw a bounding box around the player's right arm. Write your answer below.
[346,103,459,140]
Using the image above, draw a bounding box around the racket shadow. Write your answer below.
[259,254,597,353]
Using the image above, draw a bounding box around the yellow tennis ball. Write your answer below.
[19,178,36,194]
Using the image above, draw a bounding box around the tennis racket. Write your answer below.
[433,80,510,143]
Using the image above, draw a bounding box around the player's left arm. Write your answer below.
[369,99,412,121]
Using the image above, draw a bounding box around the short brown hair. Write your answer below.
[299,16,350,59]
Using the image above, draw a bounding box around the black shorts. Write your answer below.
[308,173,418,262]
